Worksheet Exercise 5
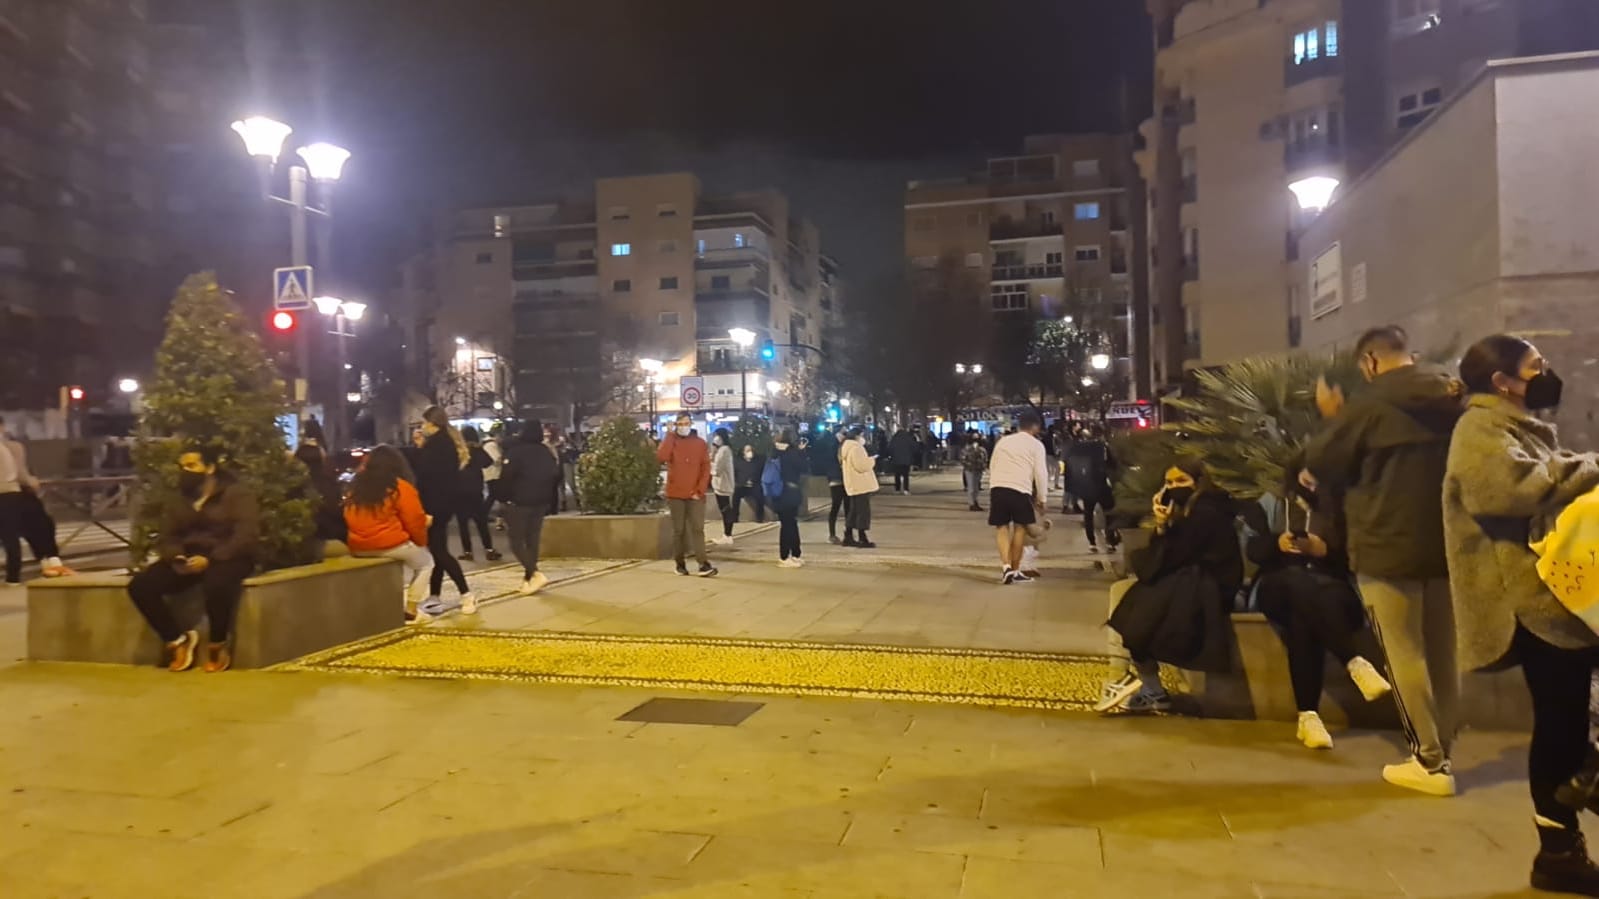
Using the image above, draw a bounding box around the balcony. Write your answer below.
[695,292,770,339]
[1285,54,1343,88]
[989,218,1060,241]
[695,246,769,268]
[510,259,596,280]
[1284,138,1344,176]
[990,263,1063,281]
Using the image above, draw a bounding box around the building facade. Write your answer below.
[1139,0,1599,385]
[903,133,1151,397]
[0,0,162,408]
[398,174,836,429]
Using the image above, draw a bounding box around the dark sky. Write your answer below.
[233,0,1151,293]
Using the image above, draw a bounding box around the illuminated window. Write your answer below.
[733,233,746,248]
[610,243,631,256]
[1292,22,1338,63]
[1075,202,1101,220]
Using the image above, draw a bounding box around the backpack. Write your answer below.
[761,456,785,499]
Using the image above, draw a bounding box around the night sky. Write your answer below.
[232,0,1151,293]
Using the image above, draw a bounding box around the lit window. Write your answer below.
[1074,202,1101,220]
[610,243,631,256]
[659,276,678,290]
[733,233,746,248]
[696,238,706,255]
[1075,246,1102,262]
[1325,20,1339,56]
[612,279,631,292]
[659,311,679,326]
[493,213,510,237]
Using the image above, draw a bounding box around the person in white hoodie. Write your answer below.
[988,412,1049,584]
[709,427,736,546]
[839,426,880,548]
[0,416,68,585]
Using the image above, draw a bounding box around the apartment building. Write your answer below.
[0,0,162,407]
[398,174,836,428]
[1139,0,1599,385]
[904,133,1150,397]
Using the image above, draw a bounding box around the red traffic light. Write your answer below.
[270,311,297,332]
[68,386,85,401]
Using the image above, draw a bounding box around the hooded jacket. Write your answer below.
[656,430,710,500]
[1304,364,1463,579]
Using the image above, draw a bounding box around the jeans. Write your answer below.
[1257,567,1369,712]
[1358,575,1459,770]
[456,501,494,554]
[504,505,546,580]
[732,485,765,523]
[666,497,708,566]
[715,493,735,537]
[893,465,911,492]
[428,515,470,596]
[127,557,255,644]
[964,470,983,507]
[0,492,22,583]
[775,490,801,559]
[828,484,849,536]
[1516,626,1599,830]
[354,542,433,605]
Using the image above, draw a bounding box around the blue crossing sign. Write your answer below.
[273,266,313,311]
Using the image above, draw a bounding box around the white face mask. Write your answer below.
[773,442,789,451]
[713,436,723,446]
[743,450,754,460]
[676,425,691,437]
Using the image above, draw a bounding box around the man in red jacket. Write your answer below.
[657,413,717,577]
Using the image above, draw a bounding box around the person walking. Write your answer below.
[658,413,717,577]
[0,416,69,581]
[482,423,505,531]
[0,419,30,586]
[453,426,501,562]
[889,428,918,494]
[817,428,850,544]
[498,419,564,596]
[560,431,584,512]
[961,432,988,512]
[414,406,477,614]
[710,427,736,546]
[1249,463,1392,750]
[344,445,435,622]
[988,412,1049,584]
[732,442,767,524]
[840,426,879,548]
[1066,424,1121,553]
[1442,335,1599,894]
[769,429,809,567]
[1305,325,1463,796]
[124,444,258,672]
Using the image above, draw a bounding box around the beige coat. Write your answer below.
[1443,394,1599,670]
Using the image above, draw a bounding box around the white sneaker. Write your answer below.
[778,557,801,568]
[1297,711,1333,750]
[714,535,735,546]
[526,571,549,595]
[459,592,478,615]
[1347,656,1392,702]
[1382,757,1456,797]
[1094,672,1143,713]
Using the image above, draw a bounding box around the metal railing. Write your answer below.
[991,263,1064,281]
[38,476,136,553]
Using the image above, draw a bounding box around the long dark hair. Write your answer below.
[1458,334,1532,395]
[346,444,415,511]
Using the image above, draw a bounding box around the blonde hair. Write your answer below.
[422,406,470,468]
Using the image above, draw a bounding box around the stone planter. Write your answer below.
[27,556,403,669]
[805,475,833,502]
[541,511,674,560]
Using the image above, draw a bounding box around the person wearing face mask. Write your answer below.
[1305,325,1465,797]
[732,442,767,525]
[1247,459,1391,750]
[839,426,879,547]
[770,429,810,567]
[414,407,476,614]
[1443,335,1599,894]
[710,427,736,546]
[657,413,717,577]
[124,444,259,673]
[1097,459,1242,714]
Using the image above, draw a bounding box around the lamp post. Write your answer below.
[728,327,756,416]
[231,117,351,421]
[312,296,365,451]
[639,357,663,428]
[1090,353,1111,371]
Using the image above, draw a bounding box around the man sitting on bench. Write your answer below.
[126,444,259,673]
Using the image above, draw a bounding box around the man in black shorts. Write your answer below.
[987,412,1049,584]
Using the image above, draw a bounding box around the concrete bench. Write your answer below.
[26,556,403,669]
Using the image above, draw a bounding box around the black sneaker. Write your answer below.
[696,562,718,577]
[485,549,503,561]
[675,564,690,576]
[841,536,859,547]
[1533,831,1599,896]
[1001,568,1018,585]
[855,540,876,549]
[457,552,475,562]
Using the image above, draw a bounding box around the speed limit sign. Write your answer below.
[680,376,704,407]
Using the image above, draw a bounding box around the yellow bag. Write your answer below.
[1532,487,1599,630]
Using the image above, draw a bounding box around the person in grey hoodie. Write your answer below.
[710,427,736,546]
[1305,325,1464,797]
[1444,335,1599,896]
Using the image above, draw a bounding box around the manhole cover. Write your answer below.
[618,697,764,727]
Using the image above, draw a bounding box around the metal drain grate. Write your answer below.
[617,697,764,727]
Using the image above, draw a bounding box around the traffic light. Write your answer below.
[269,310,297,333]
[67,386,84,401]
[759,339,776,361]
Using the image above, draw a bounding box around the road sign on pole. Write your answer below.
[680,376,703,408]
[273,266,313,310]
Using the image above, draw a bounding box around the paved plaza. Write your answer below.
[0,472,1561,897]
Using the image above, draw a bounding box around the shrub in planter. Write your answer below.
[130,273,313,570]
[731,414,773,457]
[578,416,663,514]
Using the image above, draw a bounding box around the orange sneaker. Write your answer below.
[166,631,199,672]
[202,643,232,673]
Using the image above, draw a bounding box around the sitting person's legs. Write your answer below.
[127,563,195,644]
[199,558,254,645]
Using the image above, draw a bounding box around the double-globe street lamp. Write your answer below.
[638,357,663,429]
[311,296,366,452]
[727,327,756,416]
[230,116,352,442]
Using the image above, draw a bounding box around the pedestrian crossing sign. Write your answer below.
[273,266,313,310]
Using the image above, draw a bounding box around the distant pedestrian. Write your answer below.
[453,426,500,562]
[561,431,584,511]
[818,428,850,544]
[710,427,736,546]
[658,413,716,577]
[481,424,505,531]
[1066,424,1120,553]
[840,426,879,547]
[988,412,1049,584]
[499,419,564,596]
[770,429,809,568]
[889,428,918,494]
[344,445,434,621]
[961,432,988,511]
[293,443,348,553]
[415,407,477,614]
[732,443,767,524]
[0,416,69,582]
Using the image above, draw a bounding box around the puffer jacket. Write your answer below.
[840,438,879,497]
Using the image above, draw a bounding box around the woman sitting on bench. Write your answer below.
[126,444,259,673]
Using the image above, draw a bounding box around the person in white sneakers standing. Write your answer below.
[988,413,1049,584]
[498,419,565,596]
[0,417,69,584]
[709,427,736,546]
[839,426,879,548]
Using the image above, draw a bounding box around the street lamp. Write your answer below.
[1081,376,1096,388]
[1090,353,1112,371]
[639,357,663,426]
[728,328,756,415]
[312,295,366,451]
[1289,176,1340,213]
[765,379,782,411]
[117,378,139,394]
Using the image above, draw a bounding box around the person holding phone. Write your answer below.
[1097,459,1242,713]
[1249,462,1391,750]
[658,413,716,577]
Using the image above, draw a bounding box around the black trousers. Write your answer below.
[715,493,735,536]
[1517,626,1599,830]
[775,491,801,559]
[0,492,22,583]
[21,491,59,559]
[828,484,850,535]
[427,515,470,596]
[127,557,254,644]
[1257,567,1366,712]
[456,501,494,553]
[1081,496,1120,548]
[503,505,546,580]
[893,465,911,491]
[732,484,766,523]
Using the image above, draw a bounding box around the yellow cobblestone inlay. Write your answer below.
[280,630,1112,710]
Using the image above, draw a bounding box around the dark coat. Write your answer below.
[301,464,348,543]
[734,451,764,488]
[157,473,260,564]
[889,431,918,465]
[459,444,493,501]
[771,445,810,512]
[414,431,465,517]
[1065,440,1117,504]
[499,437,563,510]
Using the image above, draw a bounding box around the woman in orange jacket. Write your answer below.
[344,445,436,623]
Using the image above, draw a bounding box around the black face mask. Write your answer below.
[177,470,208,498]
[1524,369,1564,411]
[1161,486,1195,508]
